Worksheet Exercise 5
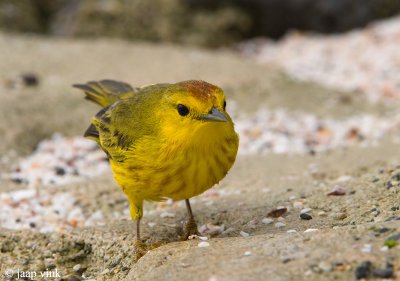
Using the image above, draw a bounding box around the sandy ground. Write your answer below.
[0,32,400,281]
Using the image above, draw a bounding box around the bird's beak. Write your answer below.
[200,107,229,122]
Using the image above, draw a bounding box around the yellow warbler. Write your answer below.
[74,80,239,258]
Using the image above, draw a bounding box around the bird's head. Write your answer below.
[157,80,235,143]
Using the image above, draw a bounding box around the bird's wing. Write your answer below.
[73,80,140,107]
[84,94,157,163]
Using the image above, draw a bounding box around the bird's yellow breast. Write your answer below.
[110,121,238,203]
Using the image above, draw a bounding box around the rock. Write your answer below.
[198,242,210,248]
[387,232,400,241]
[101,268,110,275]
[300,208,312,214]
[318,261,333,272]
[267,207,287,218]
[293,201,303,208]
[44,258,56,269]
[109,258,122,268]
[261,218,274,224]
[335,212,347,220]
[361,244,372,253]
[327,185,346,196]
[274,222,286,228]
[300,213,312,220]
[372,268,393,278]
[354,261,371,279]
[385,232,400,248]
[72,264,81,272]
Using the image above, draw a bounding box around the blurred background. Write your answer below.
[1,1,400,280]
[1,0,400,46]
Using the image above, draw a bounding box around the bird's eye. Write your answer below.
[223,100,226,110]
[177,104,189,116]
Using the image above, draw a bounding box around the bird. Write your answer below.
[74,79,239,259]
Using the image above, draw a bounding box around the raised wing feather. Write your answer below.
[73,80,140,107]
[85,91,162,162]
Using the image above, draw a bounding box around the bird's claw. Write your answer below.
[182,218,198,240]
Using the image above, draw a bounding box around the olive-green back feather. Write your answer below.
[75,80,167,162]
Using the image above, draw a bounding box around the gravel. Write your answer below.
[240,16,400,103]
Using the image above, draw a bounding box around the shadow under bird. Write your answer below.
[74,79,239,259]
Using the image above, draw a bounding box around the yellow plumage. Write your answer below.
[74,79,238,258]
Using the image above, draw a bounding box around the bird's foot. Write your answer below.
[182,217,198,240]
[134,239,147,261]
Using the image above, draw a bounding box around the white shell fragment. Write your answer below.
[198,241,210,248]
[261,218,274,225]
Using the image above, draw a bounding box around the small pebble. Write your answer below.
[300,208,312,214]
[327,185,347,196]
[73,264,81,272]
[160,212,175,218]
[198,241,210,248]
[304,228,318,233]
[44,258,56,269]
[198,224,225,236]
[380,246,389,252]
[274,222,286,228]
[244,251,252,256]
[336,175,353,182]
[20,73,39,86]
[287,229,297,234]
[355,261,371,279]
[387,232,400,241]
[335,212,347,220]
[293,201,303,208]
[240,231,250,237]
[300,213,312,220]
[55,167,66,176]
[372,268,394,278]
[261,218,274,224]
[318,261,333,272]
[101,268,110,275]
[267,207,287,218]
[317,211,327,217]
[109,258,122,268]
[361,244,372,253]
[372,263,394,278]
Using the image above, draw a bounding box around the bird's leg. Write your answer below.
[134,218,147,261]
[182,199,198,240]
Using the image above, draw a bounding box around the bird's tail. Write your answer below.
[73,79,138,107]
